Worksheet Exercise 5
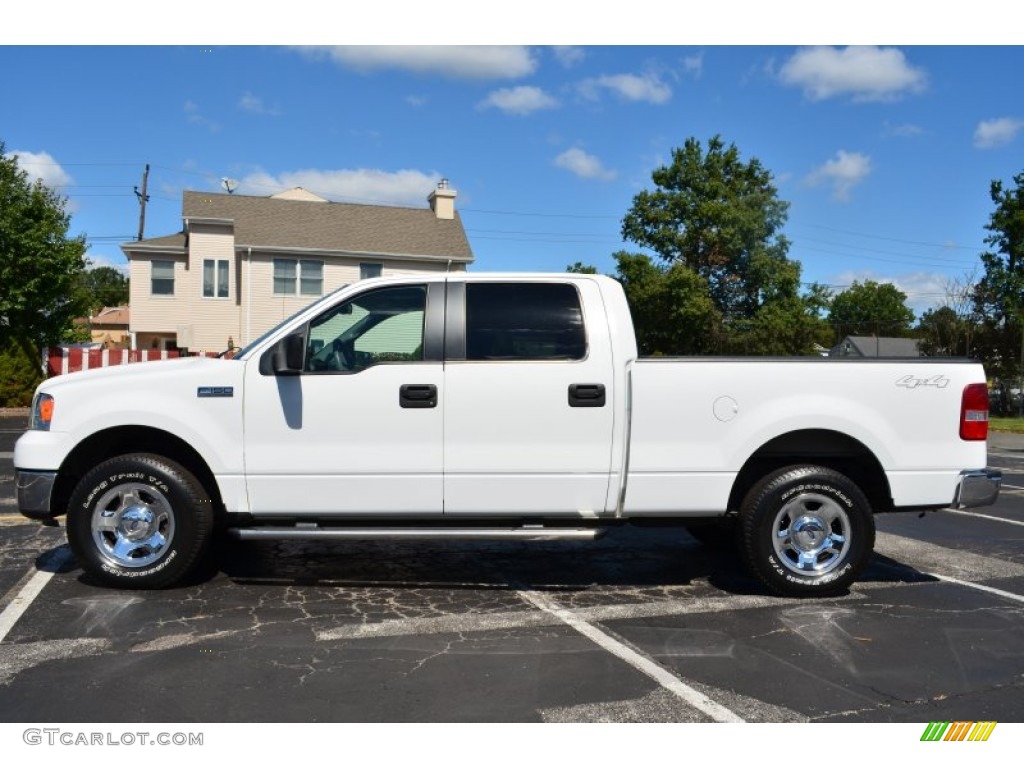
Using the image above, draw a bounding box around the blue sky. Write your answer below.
[2,38,1022,314]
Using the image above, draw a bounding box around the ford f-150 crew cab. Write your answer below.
[14,273,1002,596]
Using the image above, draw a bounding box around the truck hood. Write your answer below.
[40,356,241,394]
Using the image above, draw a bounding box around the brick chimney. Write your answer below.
[427,178,456,220]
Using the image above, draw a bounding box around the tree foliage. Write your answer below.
[77,265,129,314]
[621,135,793,318]
[0,140,89,349]
[972,170,1024,389]
[828,280,915,340]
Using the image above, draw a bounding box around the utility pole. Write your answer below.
[134,164,150,241]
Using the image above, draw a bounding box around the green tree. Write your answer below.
[972,170,1024,412]
[611,251,723,355]
[828,280,915,341]
[565,261,598,275]
[77,265,129,314]
[621,135,794,318]
[0,140,89,349]
[732,284,833,356]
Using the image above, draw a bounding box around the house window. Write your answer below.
[203,259,229,298]
[360,263,382,280]
[300,260,323,296]
[274,258,323,296]
[151,260,175,296]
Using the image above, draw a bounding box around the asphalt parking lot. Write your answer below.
[1,410,1022,723]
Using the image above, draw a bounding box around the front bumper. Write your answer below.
[15,470,59,520]
[954,469,1002,509]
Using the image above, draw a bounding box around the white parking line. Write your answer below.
[517,589,744,723]
[926,573,1024,605]
[946,509,1024,528]
[0,452,13,459]
[0,548,71,643]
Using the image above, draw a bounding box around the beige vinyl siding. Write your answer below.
[183,224,242,351]
[128,254,187,334]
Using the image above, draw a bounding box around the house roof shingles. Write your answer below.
[137,190,474,262]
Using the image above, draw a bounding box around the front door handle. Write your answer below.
[400,384,437,409]
[568,383,605,407]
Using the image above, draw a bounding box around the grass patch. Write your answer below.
[990,416,1024,434]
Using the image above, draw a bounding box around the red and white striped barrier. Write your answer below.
[42,348,217,378]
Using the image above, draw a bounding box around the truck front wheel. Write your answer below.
[739,465,874,597]
[66,454,215,589]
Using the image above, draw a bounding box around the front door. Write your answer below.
[243,282,445,516]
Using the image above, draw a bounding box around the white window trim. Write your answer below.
[150,260,176,298]
[202,258,231,300]
[273,258,323,297]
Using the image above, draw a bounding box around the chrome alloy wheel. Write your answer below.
[771,492,851,576]
[91,483,176,568]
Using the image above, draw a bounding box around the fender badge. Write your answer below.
[197,386,234,398]
[895,375,949,389]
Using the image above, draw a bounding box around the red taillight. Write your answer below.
[960,383,989,441]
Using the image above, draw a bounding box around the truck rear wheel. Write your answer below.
[66,454,215,589]
[739,465,874,597]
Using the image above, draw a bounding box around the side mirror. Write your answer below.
[259,331,306,376]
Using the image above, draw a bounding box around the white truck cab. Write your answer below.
[15,274,1001,596]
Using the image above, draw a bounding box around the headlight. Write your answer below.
[30,393,54,431]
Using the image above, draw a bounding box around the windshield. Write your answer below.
[234,284,350,360]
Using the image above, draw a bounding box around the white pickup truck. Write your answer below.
[15,273,1001,596]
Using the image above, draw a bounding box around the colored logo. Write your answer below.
[921,721,997,742]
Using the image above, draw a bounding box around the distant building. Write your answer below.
[121,182,473,352]
[88,306,130,347]
[830,335,922,358]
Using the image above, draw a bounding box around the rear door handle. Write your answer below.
[400,384,437,409]
[568,383,605,408]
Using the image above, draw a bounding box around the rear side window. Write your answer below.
[465,282,586,361]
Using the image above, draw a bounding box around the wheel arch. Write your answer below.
[53,426,225,519]
[727,429,892,515]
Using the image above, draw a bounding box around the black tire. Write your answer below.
[683,520,738,550]
[739,465,874,597]
[66,454,215,589]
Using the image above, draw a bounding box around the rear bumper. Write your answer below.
[954,469,1002,509]
[15,470,58,520]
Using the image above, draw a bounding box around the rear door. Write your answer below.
[442,278,615,515]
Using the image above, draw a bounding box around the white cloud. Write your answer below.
[552,46,585,68]
[7,149,73,188]
[579,73,672,104]
[238,92,280,116]
[238,168,441,207]
[682,53,703,78]
[298,46,536,80]
[883,121,924,138]
[184,100,219,132]
[405,95,427,107]
[554,148,616,181]
[832,269,948,313]
[780,46,926,102]
[85,251,130,275]
[478,85,558,116]
[973,117,1024,149]
[806,150,871,202]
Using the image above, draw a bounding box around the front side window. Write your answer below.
[203,259,229,298]
[465,282,586,361]
[305,285,426,373]
[151,260,175,296]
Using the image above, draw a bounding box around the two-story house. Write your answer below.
[121,182,473,353]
